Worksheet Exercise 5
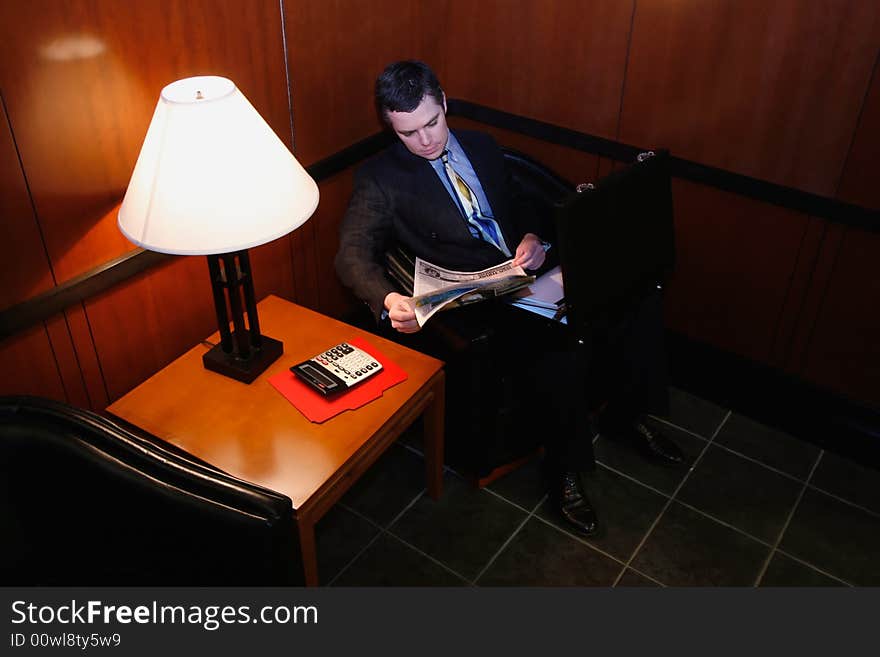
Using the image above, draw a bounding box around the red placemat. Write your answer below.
[269,337,408,423]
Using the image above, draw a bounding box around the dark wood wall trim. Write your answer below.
[3,98,878,338]
[0,132,396,342]
[448,99,880,231]
[307,131,395,182]
[0,249,171,341]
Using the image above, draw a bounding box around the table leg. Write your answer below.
[423,371,445,500]
[297,521,319,586]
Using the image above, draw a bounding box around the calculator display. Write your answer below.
[291,342,384,396]
[300,363,336,387]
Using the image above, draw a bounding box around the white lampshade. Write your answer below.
[118,76,318,255]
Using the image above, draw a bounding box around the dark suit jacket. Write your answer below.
[335,130,544,320]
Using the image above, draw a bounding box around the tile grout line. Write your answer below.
[336,479,487,586]
[336,401,871,587]
[595,459,677,501]
[528,511,635,572]
[397,430,671,584]
[620,565,668,587]
[611,410,731,586]
[655,407,880,517]
[427,458,847,587]
[382,528,474,585]
[399,441,426,460]
[385,469,481,585]
[398,441,462,478]
[672,499,780,550]
[705,439,816,486]
[397,421,880,520]
[805,481,880,520]
[479,440,671,584]
[752,449,839,587]
[335,440,626,586]
[482,483,545,516]
[327,488,428,586]
[656,409,880,520]
[378,485,429,531]
[469,491,547,585]
[649,414,715,443]
[324,523,386,587]
[479,469,667,585]
[335,495,473,586]
[481,418,865,524]
[480,485,668,586]
[773,545,855,587]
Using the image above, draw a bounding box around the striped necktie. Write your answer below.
[441,150,511,257]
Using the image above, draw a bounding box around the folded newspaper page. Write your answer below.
[411,257,535,326]
[506,265,568,323]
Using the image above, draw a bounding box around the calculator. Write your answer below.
[290,342,383,396]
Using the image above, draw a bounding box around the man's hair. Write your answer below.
[375,60,444,122]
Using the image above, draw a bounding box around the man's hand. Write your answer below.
[512,233,546,271]
[384,292,421,333]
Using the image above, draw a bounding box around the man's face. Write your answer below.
[387,93,449,160]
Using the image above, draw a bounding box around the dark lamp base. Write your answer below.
[202,333,284,384]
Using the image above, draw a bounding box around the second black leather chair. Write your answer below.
[0,395,303,586]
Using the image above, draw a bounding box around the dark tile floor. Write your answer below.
[315,387,880,586]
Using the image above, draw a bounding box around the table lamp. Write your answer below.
[118,75,319,383]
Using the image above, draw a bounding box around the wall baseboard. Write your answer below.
[667,330,880,468]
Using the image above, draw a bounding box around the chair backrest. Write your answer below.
[502,147,574,202]
[554,150,676,336]
[0,395,302,585]
[501,146,574,251]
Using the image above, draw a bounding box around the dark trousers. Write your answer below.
[379,290,668,476]
[582,289,670,425]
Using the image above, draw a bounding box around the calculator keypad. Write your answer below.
[318,342,382,386]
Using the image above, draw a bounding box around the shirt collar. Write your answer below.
[444,132,464,163]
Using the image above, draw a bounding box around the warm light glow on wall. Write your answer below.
[40,35,106,61]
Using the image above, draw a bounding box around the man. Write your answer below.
[336,61,682,537]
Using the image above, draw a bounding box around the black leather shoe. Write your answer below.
[629,422,684,466]
[556,471,599,536]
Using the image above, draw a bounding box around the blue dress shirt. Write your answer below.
[428,132,495,221]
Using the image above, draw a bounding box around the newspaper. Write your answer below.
[411,257,535,326]
[506,265,568,324]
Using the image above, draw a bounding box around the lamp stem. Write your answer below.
[239,250,263,348]
[202,250,284,384]
[207,255,233,352]
[223,252,251,359]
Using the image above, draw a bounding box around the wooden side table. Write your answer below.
[107,295,445,586]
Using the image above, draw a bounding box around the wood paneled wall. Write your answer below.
[0,99,55,310]
[0,0,877,408]
[445,0,634,140]
[442,0,880,405]
[0,0,293,284]
[282,0,447,317]
[0,0,436,404]
[619,0,878,197]
[284,0,448,164]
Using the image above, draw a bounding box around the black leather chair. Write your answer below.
[367,148,575,483]
[361,148,675,483]
[0,395,303,585]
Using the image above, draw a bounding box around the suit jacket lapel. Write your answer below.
[393,140,473,239]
